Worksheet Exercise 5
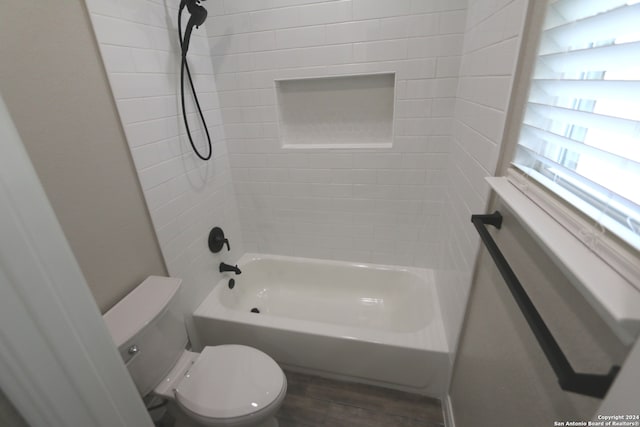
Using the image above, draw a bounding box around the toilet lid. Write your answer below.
[175,345,285,419]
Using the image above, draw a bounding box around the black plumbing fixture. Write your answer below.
[219,262,241,275]
[178,0,212,161]
[250,308,260,314]
[228,278,235,289]
[179,0,207,58]
[208,227,230,253]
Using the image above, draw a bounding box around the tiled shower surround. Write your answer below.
[440,0,527,353]
[86,0,526,352]
[208,0,466,267]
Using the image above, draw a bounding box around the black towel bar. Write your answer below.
[471,211,619,399]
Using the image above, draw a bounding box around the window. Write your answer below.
[513,0,640,251]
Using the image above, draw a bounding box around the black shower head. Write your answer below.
[180,0,208,57]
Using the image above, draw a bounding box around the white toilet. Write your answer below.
[103,276,287,427]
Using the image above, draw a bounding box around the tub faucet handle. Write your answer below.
[208,227,230,252]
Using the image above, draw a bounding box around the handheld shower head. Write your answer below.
[179,0,207,57]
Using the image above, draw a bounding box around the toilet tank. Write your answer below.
[103,276,188,396]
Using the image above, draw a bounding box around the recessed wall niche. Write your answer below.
[276,73,395,148]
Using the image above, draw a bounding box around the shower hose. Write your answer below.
[178,8,212,161]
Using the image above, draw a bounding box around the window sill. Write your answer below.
[487,176,640,345]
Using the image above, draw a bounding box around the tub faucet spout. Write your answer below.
[219,262,241,275]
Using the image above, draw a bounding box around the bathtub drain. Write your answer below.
[250,308,260,314]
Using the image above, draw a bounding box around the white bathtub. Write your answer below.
[194,253,450,397]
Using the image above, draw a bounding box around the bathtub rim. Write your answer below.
[195,253,449,354]
[236,252,434,278]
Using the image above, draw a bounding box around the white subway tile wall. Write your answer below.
[85,0,245,344]
[206,0,467,267]
[84,0,528,354]
[437,0,528,353]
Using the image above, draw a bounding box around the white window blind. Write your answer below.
[513,0,640,251]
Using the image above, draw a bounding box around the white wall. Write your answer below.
[206,0,467,267]
[438,0,528,353]
[0,0,167,314]
[449,201,628,426]
[85,0,244,345]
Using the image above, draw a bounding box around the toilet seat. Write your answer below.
[175,345,286,421]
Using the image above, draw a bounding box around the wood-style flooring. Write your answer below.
[276,370,444,427]
[156,370,444,427]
